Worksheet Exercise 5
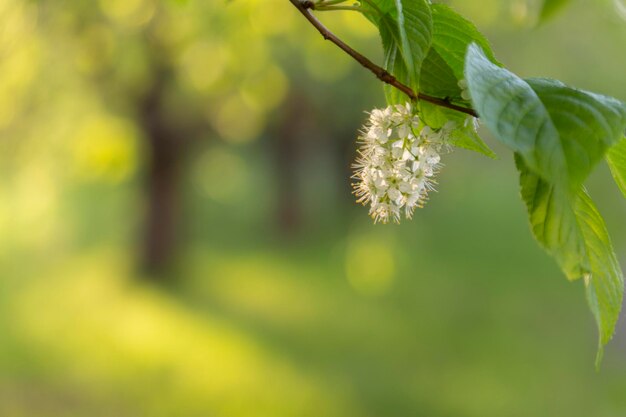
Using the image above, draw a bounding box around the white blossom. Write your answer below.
[352,103,454,224]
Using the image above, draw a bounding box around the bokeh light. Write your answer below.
[345,232,396,296]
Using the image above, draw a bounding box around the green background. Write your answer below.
[0,0,625,415]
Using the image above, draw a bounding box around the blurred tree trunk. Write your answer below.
[273,91,310,236]
[139,69,182,276]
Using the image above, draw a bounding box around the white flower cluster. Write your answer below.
[352,103,453,224]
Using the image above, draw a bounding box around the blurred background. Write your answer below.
[1,0,626,415]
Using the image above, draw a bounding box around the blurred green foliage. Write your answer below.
[1,0,626,416]
[539,0,572,22]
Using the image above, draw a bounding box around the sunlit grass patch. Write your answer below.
[6,250,358,417]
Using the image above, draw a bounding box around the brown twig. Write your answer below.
[289,0,478,118]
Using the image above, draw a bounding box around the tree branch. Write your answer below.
[288,0,479,118]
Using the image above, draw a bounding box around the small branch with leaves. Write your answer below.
[286,0,626,366]
[288,0,478,117]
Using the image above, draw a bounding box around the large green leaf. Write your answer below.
[447,118,497,159]
[607,137,626,198]
[361,0,432,94]
[517,155,587,280]
[414,7,495,158]
[420,48,461,99]
[360,0,394,13]
[526,78,626,188]
[419,101,496,159]
[393,0,432,89]
[465,44,626,190]
[465,45,564,184]
[378,18,409,105]
[416,4,499,105]
[431,4,499,81]
[517,156,624,356]
[579,190,624,364]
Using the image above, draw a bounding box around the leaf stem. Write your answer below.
[288,0,478,118]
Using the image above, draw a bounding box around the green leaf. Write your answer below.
[360,0,395,13]
[409,7,495,159]
[417,4,499,108]
[378,20,409,105]
[417,5,499,108]
[517,155,587,280]
[607,137,626,198]
[526,78,626,187]
[517,156,624,356]
[581,189,624,365]
[431,4,499,81]
[420,48,462,99]
[465,44,626,190]
[448,118,497,159]
[419,102,497,159]
[393,0,432,88]
[417,47,495,158]
[465,45,564,184]
[540,0,572,22]
[362,0,432,94]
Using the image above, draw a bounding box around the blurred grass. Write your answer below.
[1,149,625,416]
